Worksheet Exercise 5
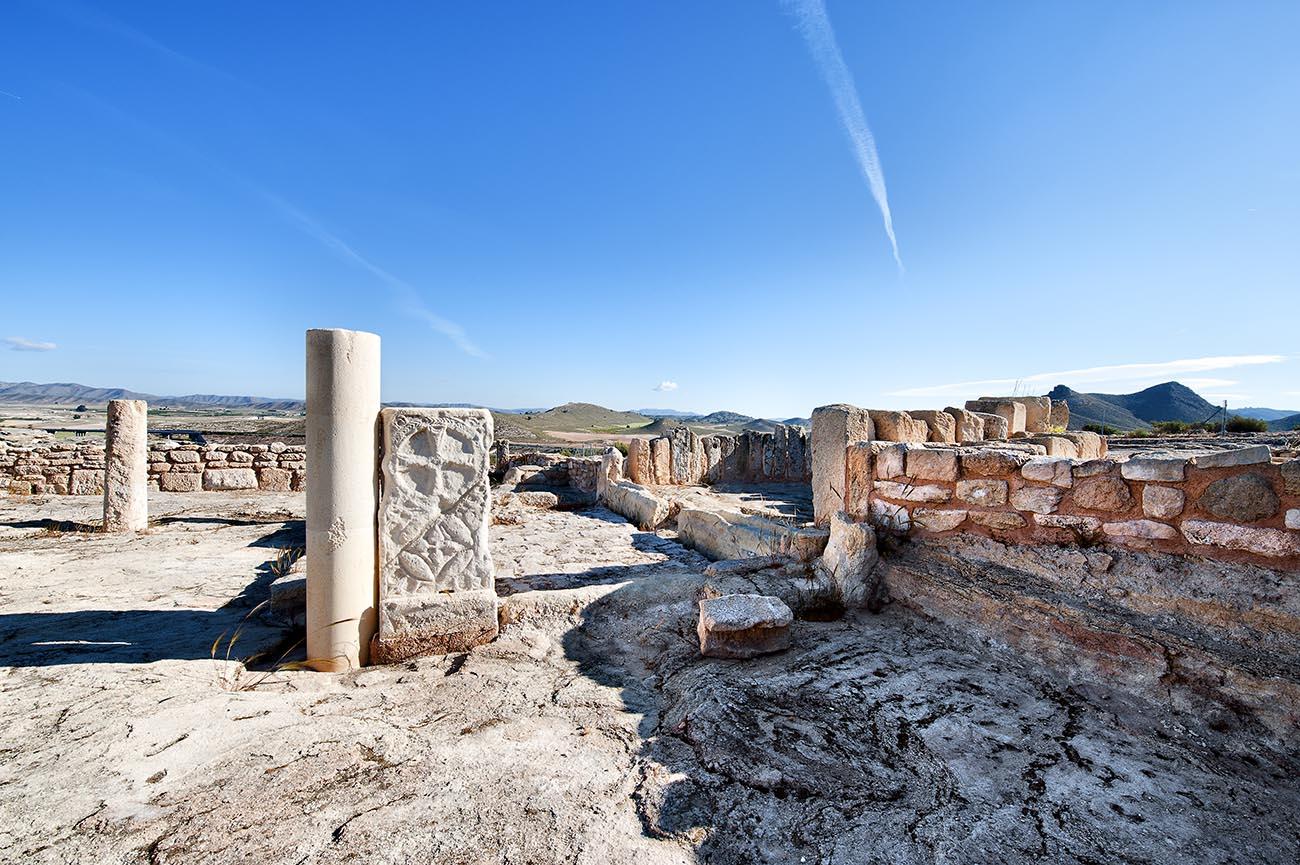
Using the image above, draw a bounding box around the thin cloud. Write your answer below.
[653,381,679,393]
[0,90,21,101]
[6,336,57,351]
[886,355,1286,398]
[785,0,902,271]
[260,193,487,359]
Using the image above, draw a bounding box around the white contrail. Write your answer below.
[260,193,488,359]
[786,0,902,270]
[0,89,21,101]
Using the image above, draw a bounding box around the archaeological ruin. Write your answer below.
[2,327,1298,862]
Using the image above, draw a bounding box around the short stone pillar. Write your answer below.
[811,404,874,527]
[372,408,497,663]
[102,399,148,532]
[305,328,381,671]
[597,447,623,499]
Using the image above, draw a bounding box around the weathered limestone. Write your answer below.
[943,407,985,443]
[1283,460,1300,496]
[959,448,1030,477]
[305,328,381,671]
[1103,519,1178,541]
[973,412,1009,440]
[1142,486,1186,519]
[202,468,258,491]
[70,468,103,496]
[913,508,968,532]
[602,481,671,530]
[1071,476,1133,512]
[874,480,951,503]
[1182,520,1300,557]
[1010,486,1063,515]
[1190,445,1272,469]
[1049,399,1070,430]
[373,408,496,665]
[907,448,958,482]
[677,504,829,562]
[1120,455,1187,482]
[650,437,671,485]
[597,448,623,499]
[873,442,910,480]
[1026,435,1079,459]
[969,511,1026,530]
[909,410,956,444]
[956,479,1008,507]
[965,399,1026,435]
[1021,457,1073,488]
[818,512,879,607]
[697,594,793,659]
[626,437,651,485]
[867,410,929,443]
[1287,509,1300,530]
[811,404,873,527]
[1198,473,1279,523]
[668,427,700,486]
[102,399,148,533]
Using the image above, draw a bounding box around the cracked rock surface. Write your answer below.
[1,493,1297,864]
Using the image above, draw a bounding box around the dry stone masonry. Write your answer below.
[372,408,498,663]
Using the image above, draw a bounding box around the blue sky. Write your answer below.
[2,1,1297,417]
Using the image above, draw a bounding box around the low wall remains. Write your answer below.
[0,440,306,495]
[626,425,811,487]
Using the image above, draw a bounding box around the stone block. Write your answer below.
[603,480,670,530]
[1182,520,1300,558]
[168,450,200,463]
[906,447,958,481]
[943,407,985,443]
[912,508,967,532]
[697,594,793,659]
[973,412,1009,440]
[1033,513,1103,541]
[1103,520,1178,540]
[873,480,952,503]
[227,451,253,464]
[845,443,874,520]
[1059,431,1106,460]
[1142,486,1185,519]
[873,442,910,480]
[1198,473,1279,523]
[202,468,258,490]
[1286,509,1300,530]
[159,471,202,492]
[1021,457,1073,488]
[965,399,1025,435]
[1071,476,1133,512]
[257,467,293,492]
[69,468,103,496]
[955,479,1008,507]
[959,448,1030,477]
[1190,445,1272,469]
[1026,435,1079,459]
[969,511,1026,530]
[1049,400,1070,430]
[867,410,928,443]
[650,437,671,485]
[869,499,911,533]
[1074,459,1117,478]
[1283,460,1300,496]
[811,404,873,527]
[1010,486,1063,514]
[1120,455,1187,482]
[626,437,651,485]
[1007,396,1052,433]
[819,512,879,607]
[909,410,956,444]
[373,408,497,664]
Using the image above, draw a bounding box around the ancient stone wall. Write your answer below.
[0,440,306,495]
[847,441,1300,569]
[633,425,812,487]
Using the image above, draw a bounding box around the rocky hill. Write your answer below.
[1049,381,1225,430]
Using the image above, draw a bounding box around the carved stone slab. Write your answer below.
[373,408,497,663]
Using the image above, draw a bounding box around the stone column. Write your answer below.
[102,399,148,532]
[372,408,497,663]
[306,328,381,671]
[811,404,874,527]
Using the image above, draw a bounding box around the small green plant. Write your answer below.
[1082,423,1121,436]
[612,441,629,456]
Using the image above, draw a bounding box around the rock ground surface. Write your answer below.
[1,491,1298,863]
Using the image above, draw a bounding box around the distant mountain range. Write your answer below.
[1049,382,1300,432]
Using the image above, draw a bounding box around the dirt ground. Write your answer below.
[1,492,1298,864]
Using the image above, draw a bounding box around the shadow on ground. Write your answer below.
[0,520,303,667]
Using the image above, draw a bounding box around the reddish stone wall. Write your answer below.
[846,442,1299,570]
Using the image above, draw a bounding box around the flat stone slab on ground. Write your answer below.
[697,593,794,658]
